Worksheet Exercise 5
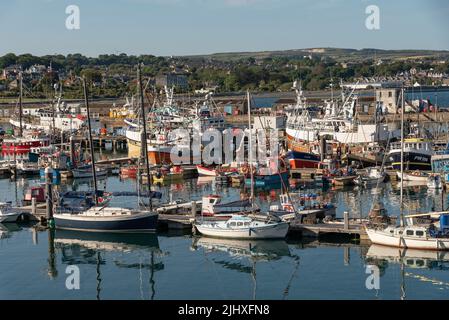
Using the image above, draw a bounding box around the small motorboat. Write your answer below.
[15,160,40,175]
[201,195,253,217]
[0,202,21,223]
[355,167,386,186]
[196,165,218,177]
[194,215,289,240]
[73,165,108,179]
[397,170,429,182]
[427,174,443,190]
[332,175,356,186]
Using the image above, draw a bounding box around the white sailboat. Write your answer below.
[366,88,449,251]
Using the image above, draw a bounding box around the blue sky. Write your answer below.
[1,0,448,57]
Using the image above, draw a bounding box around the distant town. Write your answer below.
[1,48,449,102]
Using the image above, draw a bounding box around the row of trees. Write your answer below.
[1,53,448,98]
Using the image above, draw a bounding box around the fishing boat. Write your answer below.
[201,195,253,217]
[194,215,289,240]
[2,134,50,153]
[397,170,429,182]
[286,81,398,145]
[388,138,433,171]
[276,193,336,220]
[286,150,321,169]
[0,202,21,223]
[120,165,138,177]
[72,165,108,179]
[15,160,40,175]
[427,174,443,190]
[197,165,218,177]
[331,175,356,186]
[354,167,386,186]
[244,158,289,187]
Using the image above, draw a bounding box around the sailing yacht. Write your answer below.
[54,73,158,233]
[365,88,449,250]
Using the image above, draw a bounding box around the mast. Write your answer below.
[138,64,153,210]
[82,76,99,206]
[247,91,255,207]
[400,86,405,227]
[19,71,23,137]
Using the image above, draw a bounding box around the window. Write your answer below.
[406,230,414,236]
[416,231,424,237]
[388,91,393,98]
[230,222,236,227]
[237,222,243,227]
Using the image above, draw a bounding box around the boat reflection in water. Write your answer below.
[365,244,449,270]
[53,230,163,300]
[365,244,449,300]
[192,237,299,299]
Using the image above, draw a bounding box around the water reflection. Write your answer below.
[52,230,163,300]
[192,237,300,300]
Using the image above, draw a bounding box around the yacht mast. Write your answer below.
[247,91,255,207]
[400,86,405,227]
[138,64,153,210]
[19,71,23,137]
[82,76,99,206]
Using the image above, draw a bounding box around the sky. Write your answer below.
[1,0,449,57]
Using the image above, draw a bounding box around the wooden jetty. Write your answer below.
[289,213,369,240]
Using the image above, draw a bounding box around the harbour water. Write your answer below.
[1,173,449,300]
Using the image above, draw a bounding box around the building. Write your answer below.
[376,87,401,114]
[156,73,189,90]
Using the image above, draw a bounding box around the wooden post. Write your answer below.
[31,197,36,216]
[45,167,53,220]
[344,211,349,231]
[191,201,197,218]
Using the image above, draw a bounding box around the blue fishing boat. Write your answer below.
[245,170,289,187]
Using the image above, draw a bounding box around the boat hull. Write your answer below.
[389,151,431,171]
[54,212,158,233]
[195,222,289,239]
[0,212,21,223]
[366,228,449,250]
[245,171,289,187]
[287,151,320,169]
[197,165,217,177]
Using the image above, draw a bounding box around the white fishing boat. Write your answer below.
[355,167,386,186]
[201,195,253,217]
[286,81,398,145]
[0,202,21,223]
[72,166,108,179]
[397,170,429,182]
[15,159,40,175]
[196,165,218,177]
[427,174,443,190]
[194,215,289,240]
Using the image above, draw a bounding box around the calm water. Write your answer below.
[1,175,449,300]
